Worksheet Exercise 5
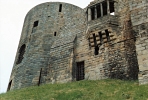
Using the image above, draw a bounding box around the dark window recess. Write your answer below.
[33,21,39,27]
[110,2,115,14]
[88,38,91,49]
[59,4,62,12]
[95,46,99,55]
[7,80,12,91]
[99,32,103,44]
[54,32,56,36]
[105,30,110,41]
[93,34,97,46]
[16,44,26,64]
[76,61,85,81]
[93,34,99,55]
[91,7,95,20]
[38,68,42,86]
[96,4,101,18]
[102,1,107,16]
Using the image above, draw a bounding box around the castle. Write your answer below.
[8,0,148,91]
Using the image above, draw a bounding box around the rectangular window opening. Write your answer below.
[99,32,103,44]
[33,21,39,27]
[16,44,26,64]
[95,46,99,55]
[102,1,107,16]
[93,34,99,55]
[93,34,97,46]
[96,4,101,18]
[110,2,115,15]
[91,7,95,20]
[105,29,110,41]
[59,4,62,12]
[76,61,85,81]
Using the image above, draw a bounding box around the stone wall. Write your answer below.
[133,24,148,84]
[85,0,139,80]
[129,0,148,84]
[8,2,87,90]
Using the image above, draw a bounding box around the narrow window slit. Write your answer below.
[93,34,97,46]
[102,1,107,16]
[99,32,103,44]
[93,34,99,55]
[59,4,62,12]
[38,68,42,86]
[91,7,95,20]
[54,32,57,36]
[96,4,101,18]
[16,44,26,64]
[105,29,110,41]
[110,1,115,15]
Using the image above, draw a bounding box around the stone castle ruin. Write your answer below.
[8,0,148,91]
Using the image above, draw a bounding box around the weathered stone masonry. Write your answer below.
[129,0,148,84]
[7,0,148,91]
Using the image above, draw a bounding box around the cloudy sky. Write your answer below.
[0,0,91,93]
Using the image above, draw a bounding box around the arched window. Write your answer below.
[7,80,12,91]
[16,44,26,64]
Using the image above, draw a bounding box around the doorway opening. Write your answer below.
[76,61,85,81]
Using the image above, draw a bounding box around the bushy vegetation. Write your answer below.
[0,79,148,100]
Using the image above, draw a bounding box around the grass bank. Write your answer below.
[0,79,148,100]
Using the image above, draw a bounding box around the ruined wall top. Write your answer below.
[88,0,114,7]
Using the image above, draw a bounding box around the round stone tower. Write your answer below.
[8,2,87,91]
[8,0,147,92]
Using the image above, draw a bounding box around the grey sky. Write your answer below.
[0,0,91,93]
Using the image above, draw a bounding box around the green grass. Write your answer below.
[0,79,148,100]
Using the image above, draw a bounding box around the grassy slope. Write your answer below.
[0,79,148,100]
